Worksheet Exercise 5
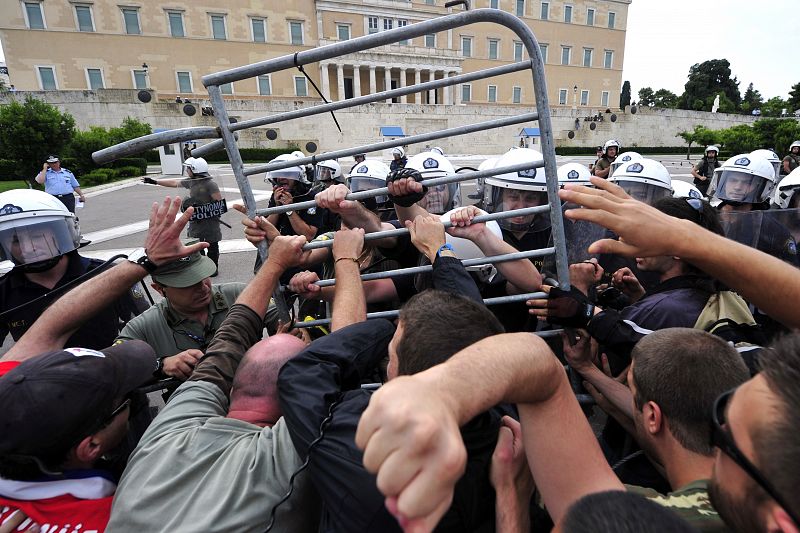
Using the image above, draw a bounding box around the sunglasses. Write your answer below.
[711,388,800,526]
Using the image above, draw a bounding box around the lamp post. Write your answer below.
[141,63,149,89]
[572,84,578,111]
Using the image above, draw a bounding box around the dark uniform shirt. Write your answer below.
[181,175,222,243]
[592,156,615,176]
[0,252,149,349]
[693,157,720,195]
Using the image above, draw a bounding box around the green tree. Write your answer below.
[761,96,788,118]
[680,59,741,111]
[0,96,76,180]
[787,82,800,114]
[638,87,655,107]
[620,80,631,109]
[720,125,760,154]
[677,125,720,158]
[773,120,800,155]
[751,118,783,149]
[740,83,763,115]
[653,89,679,108]
[108,117,152,146]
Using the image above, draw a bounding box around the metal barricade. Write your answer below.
[93,8,570,329]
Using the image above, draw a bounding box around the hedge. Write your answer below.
[555,146,707,156]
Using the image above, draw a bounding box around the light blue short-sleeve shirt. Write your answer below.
[40,168,79,195]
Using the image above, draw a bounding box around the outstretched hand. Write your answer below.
[315,184,361,214]
[144,197,208,265]
[233,203,280,246]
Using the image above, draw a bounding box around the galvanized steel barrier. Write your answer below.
[93,8,571,330]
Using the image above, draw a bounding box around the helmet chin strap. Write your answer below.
[17,255,63,274]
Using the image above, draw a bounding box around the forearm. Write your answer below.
[494,489,530,533]
[575,364,634,420]
[153,178,181,187]
[594,167,610,178]
[393,203,430,226]
[288,214,316,240]
[331,260,366,331]
[266,213,280,226]
[236,261,284,317]
[74,187,85,198]
[4,262,148,362]
[474,232,542,292]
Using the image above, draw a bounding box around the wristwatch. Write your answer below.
[127,247,158,274]
[436,243,456,258]
[153,357,165,377]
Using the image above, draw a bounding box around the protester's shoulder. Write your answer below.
[632,480,729,533]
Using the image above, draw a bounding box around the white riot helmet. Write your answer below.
[0,189,80,272]
[557,162,592,188]
[609,158,673,205]
[671,180,705,200]
[709,153,776,206]
[610,151,643,174]
[314,160,343,185]
[348,159,390,208]
[603,139,621,156]
[706,145,720,157]
[265,153,305,185]
[406,151,460,215]
[750,149,781,182]
[474,157,499,198]
[291,150,305,159]
[441,207,503,281]
[483,148,550,232]
[183,157,209,175]
[391,147,405,159]
[430,147,445,156]
[789,141,800,152]
[772,167,800,209]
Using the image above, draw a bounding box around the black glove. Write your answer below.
[387,167,427,207]
[142,177,157,185]
[545,286,595,329]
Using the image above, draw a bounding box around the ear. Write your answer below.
[766,504,799,533]
[642,401,663,436]
[73,434,104,464]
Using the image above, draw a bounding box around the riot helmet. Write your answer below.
[183,157,209,175]
[773,167,800,209]
[430,146,445,156]
[441,207,503,282]
[405,151,460,215]
[264,153,305,187]
[354,153,367,164]
[557,162,592,188]
[0,189,81,272]
[705,145,720,158]
[750,149,781,182]
[671,180,705,200]
[347,159,390,210]
[709,153,776,206]
[609,158,673,205]
[610,151,643,174]
[314,160,344,185]
[789,141,800,154]
[391,147,405,159]
[603,139,621,158]
[483,148,550,233]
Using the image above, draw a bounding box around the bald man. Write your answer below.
[107,236,321,533]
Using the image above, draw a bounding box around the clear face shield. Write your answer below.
[418,182,460,215]
[485,185,550,232]
[713,170,771,205]
[0,218,76,267]
[267,169,303,189]
[618,181,671,205]
[314,165,340,186]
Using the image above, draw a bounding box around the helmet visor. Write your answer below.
[0,219,76,266]
[349,177,388,204]
[267,169,302,182]
[618,181,671,205]
[315,166,334,183]
[486,186,550,232]
[713,170,771,204]
[418,184,456,215]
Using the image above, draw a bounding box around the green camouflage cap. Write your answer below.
[151,250,216,288]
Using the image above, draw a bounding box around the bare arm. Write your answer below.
[330,228,367,331]
[4,197,207,362]
[35,163,47,185]
[593,164,611,179]
[73,186,85,201]
[315,184,399,246]
[286,212,318,241]
[561,177,800,329]
[150,178,182,187]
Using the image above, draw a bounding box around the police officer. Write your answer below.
[592,140,621,178]
[0,189,148,349]
[35,155,86,213]
[691,145,721,196]
[782,141,800,176]
[389,147,407,172]
[405,150,461,215]
[143,157,224,275]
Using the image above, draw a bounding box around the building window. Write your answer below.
[210,14,226,40]
[220,82,233,95]
[488,39,499,60]
[368,16,379,34]
[398,19,409,44]
[383,18,393,31]
[513,86,522,104]
[514,41,523,62]
[490,0,499,8]
[122,7,140,35]
[425,0,434,4]
[604,50,614,69]
[295,76,308,96]
[540,2,549,19]
[539,43,548,62]
[289,21,303,44]
[167,11,184,37]
[75,5,94,32]
[133,69,147,89]
[258,75,272,95]
[583,48,592,67]
[337,24,350,41]
[176,71,192,93]
[564,5,572,23]
[37,66,57,90]
[462,84,471,103]
[488,85,497,103]
[601,90,610,107]
[580,89,589,106]
[86,68,104,90]
[561,46,571,66]
[425,34,435,47]
[558,88,567,105]
[251,17,266,42]
[24,2,45,29]
[516,0,525,16]
[608,12,616,29]
[461,36,473,57]
[586,8,595,25]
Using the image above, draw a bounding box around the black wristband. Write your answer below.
[387,168,428,207]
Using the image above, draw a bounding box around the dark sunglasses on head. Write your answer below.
[711,388,800,526]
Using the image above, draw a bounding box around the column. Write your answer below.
[353,65,362,98]
[450,71,459,105]
[320,63,330,100]
[454,74,462,105]
[336,63,345,101]
[384,67,392,103]
[443,71,451,106]
[369,65,377,95]
[399,68,407,103]
[428,70,436,104]
[414,68,422,104]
